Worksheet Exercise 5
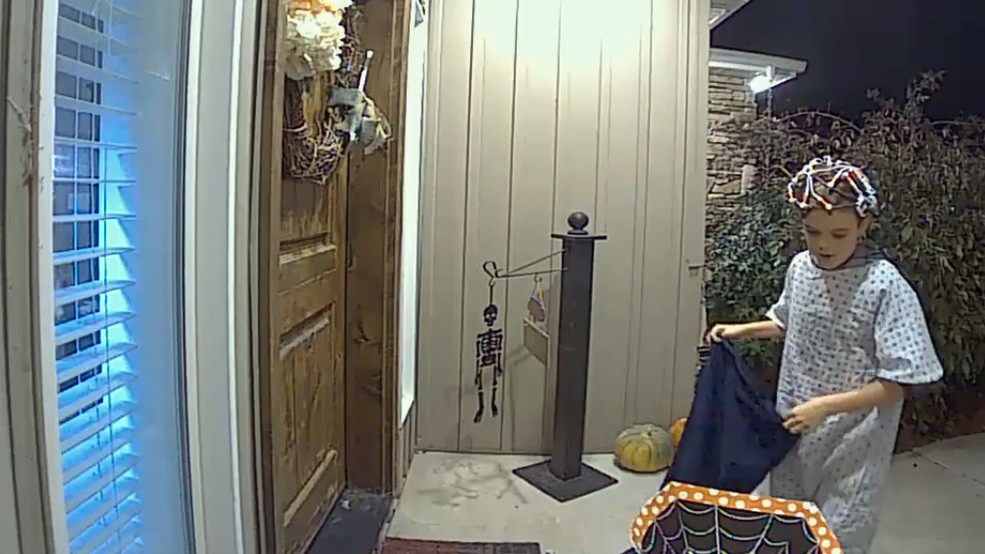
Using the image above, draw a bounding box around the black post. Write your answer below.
[512,212,616,502]
[548,212,604,479]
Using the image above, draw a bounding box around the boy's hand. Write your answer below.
[705,324,744,344]
[784,397,832,435]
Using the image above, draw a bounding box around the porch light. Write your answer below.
[748,74,775,94]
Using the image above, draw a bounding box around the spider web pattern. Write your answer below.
[638,500,822,554]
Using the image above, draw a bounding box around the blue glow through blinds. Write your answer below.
[51,1,142,552]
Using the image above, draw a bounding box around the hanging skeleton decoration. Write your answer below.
[474,254,562,424]
[474,288,504,423]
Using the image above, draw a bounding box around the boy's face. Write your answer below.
[801,208,870,270]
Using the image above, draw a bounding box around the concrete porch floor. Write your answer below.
[386,434,985,553]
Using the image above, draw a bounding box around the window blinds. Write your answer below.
[51,1,143,552]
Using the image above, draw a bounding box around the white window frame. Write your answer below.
[34,0,68,549]
[184,0,260,552]
[4,0,260,551]
[3,0,55,552]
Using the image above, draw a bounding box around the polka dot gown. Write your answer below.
[765,252,944,554]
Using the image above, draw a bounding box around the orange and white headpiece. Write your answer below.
[787,156,878,218]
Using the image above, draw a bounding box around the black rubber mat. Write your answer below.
[307,489,392,553]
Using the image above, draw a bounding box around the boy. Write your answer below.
[707,156,943,553]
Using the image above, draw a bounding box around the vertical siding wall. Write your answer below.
[417,0,710,454]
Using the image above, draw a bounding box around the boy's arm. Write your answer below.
[818,379,907,416]
[734,320,785,341]
[785,379,907,434]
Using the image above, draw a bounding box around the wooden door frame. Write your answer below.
[344,0,412,494]
[254,3,413,551]
[253,0,286,547]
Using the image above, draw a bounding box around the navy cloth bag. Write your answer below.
[663,341,798,493]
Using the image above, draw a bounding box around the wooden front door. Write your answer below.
[268,170,348,554]
[256,1,348,552]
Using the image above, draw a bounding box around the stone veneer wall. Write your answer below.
[706,66,757,245]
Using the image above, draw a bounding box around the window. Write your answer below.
[47,0,192,551]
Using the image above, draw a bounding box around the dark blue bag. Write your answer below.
[663,341,798,493]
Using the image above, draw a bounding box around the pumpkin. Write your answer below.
[614,424,675,473]
[669,417,688,450]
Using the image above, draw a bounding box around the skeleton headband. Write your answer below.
[787,156,878,217]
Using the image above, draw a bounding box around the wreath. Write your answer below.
[282,2,365,184]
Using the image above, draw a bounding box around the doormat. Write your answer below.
[308,489,392,553]
[379,538,541,554]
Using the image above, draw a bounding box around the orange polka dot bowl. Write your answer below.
[628,481,843,553]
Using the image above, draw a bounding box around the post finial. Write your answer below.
[567,212,589,235]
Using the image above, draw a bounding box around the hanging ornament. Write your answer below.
[474,253,564,423]
[474,283,504,423]
[329,51,393,155]
[527,275,547,323]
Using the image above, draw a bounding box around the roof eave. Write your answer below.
[709,48,808,94]
[709,48,807,75]
[710,0,753,28]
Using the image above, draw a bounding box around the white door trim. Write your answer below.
[183,0,260,551]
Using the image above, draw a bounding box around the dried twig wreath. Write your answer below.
[283,7,365,184]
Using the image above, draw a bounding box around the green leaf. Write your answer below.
[901,226,914,244]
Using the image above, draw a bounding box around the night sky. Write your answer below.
[713,0,985,119]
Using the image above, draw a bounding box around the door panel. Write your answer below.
[256,0,348,550]
[272,171,348,553]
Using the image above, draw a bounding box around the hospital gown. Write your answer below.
[766,250,943,554]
